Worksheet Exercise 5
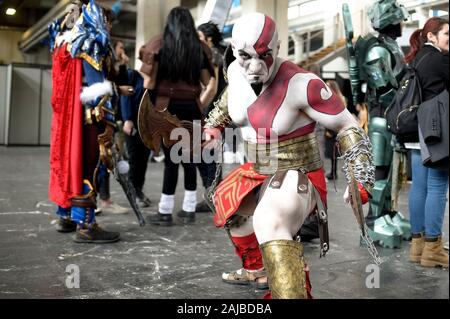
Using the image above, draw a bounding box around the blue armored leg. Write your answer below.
[70,180,97,225]
[71,180,120,243]
[55,206,77,233]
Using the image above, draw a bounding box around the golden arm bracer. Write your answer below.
[204,87,232,129]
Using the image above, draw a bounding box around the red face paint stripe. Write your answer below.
[263,56,274,72]
[307,79,345,115]
[253,16,276,56]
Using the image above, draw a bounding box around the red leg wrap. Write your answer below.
[263,291,272,299]
[305,267,313,299]
[231,233,264,270]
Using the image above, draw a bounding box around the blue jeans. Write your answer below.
[408,150,449,237]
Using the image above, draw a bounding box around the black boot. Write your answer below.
[176,210,195,224]
[56,218,77,233]
[74,223,121,243]
[136,191,152,208]
[195,200,212,213]
[325,172,337,180]
[326,158,338,180]
[147,212,174,226]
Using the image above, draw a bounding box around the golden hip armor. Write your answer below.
[244,132,323,175]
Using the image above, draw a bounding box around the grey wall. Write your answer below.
[39,69,52,145]
[3,64,52,145]
[9,66,41,145]
[0,66,7,144]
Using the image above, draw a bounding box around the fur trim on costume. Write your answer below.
[56,31,72,48]
[80,80,113,104]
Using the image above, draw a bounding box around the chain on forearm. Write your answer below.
[338,131,375,191]
[204,89,231,129]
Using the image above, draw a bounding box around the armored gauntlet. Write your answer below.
[336,126,375,194]
[204,88,231,130]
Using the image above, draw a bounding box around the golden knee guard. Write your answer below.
[260,240,307,299]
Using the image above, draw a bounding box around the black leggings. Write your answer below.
[125,133,151,193]
[162,145,197,195]
[160,99,202,195]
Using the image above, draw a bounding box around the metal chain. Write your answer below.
[338,132,380,265]
[361,224,383,265]
[204,140,225,213]
[339,138,375,189]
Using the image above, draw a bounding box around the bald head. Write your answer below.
[231,13,280,84]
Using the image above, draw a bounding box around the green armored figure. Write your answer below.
[343,0,411,248]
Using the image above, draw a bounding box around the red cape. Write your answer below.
[48,44,83,208]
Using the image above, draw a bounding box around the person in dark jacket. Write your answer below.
[121,58,152,208]
[404,17,449,268]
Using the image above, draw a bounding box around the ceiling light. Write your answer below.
[6,8,16,16]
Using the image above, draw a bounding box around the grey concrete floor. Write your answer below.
[0,146,448,299]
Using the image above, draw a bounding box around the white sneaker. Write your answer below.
[153,154,165,163]
[94,208,102,216]
[99,202,129,214]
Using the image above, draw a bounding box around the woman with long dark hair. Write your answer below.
[139,7,216,226]
[404,17,449,268]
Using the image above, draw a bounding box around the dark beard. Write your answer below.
[251,83,263,96]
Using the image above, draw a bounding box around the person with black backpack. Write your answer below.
[403,17,449,268]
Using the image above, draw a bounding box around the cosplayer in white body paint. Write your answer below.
[205,13,374,299]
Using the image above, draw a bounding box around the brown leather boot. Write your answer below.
[409,233,425,263]
[74,222,121,243]
[420,237,449,268]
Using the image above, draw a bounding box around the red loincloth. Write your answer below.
[213,162,327,228]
